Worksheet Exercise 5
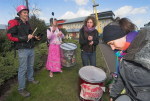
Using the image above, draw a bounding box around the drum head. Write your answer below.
[115,95,132,101]
[79,66,106,83]
[60,43,77,50]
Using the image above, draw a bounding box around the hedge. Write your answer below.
[0,43,47,86]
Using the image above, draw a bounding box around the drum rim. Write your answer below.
[79,66,107,83]
[80,76,107,83]
[60,43,77,50]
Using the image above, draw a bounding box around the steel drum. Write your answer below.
[115,95,132,101]
[79,66,107,101]
[60,43,77,67]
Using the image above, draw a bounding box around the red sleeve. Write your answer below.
[7,34,19,42]
[7,20,19,42]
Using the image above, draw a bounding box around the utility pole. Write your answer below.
[25,0,29,18]
[25,0,29,9]
[92,0,102,34]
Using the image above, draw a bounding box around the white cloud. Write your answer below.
[64,0,89,6]
[39,16,49,22]
[114,6,149,28]
[60,11,75,19]
[133,18,150,29]
[114,6,148,17]
[75,0,89,6]
[131,7,147,14]
[133,19,144,27]
[60,8,92,19]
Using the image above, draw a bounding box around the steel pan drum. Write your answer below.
[79,66,107,101]
[60,43,77,67]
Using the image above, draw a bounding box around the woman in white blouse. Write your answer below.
[46,18,64,77]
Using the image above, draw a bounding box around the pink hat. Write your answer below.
[16,5,29,14]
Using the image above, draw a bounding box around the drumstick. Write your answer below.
[27,27,37,42]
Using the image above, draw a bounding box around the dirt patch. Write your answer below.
[0,76,17,101]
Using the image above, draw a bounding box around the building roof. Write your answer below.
[61,16,87,24]
[58,11,115,25]
[144,22,150,26]
[0,24,7,29]
[66,28,80,33]
[98,11,115,18]
[91,10,115,20]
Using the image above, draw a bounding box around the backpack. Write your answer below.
[46,28,51,47]
[8,18,21,57]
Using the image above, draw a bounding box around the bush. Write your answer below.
[0,43,47,86]
[34,43,47,70]
[0,33,12,55]
[0,39,78,86]
[0,51,18,85]
[63,39,78,44]
[0,16,48,86]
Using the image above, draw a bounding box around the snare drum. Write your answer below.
[79,66,106,101]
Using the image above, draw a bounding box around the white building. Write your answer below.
[58,11,115,38]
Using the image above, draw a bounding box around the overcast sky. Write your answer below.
[0,0,150,28]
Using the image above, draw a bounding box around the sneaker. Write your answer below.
[29,80,39,84]
[18,89,30,97]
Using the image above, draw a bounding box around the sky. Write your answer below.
[0,0,150,28]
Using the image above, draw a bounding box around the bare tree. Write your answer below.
[30,5,41,17]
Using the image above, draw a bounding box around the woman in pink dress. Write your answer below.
[46,18,64,77]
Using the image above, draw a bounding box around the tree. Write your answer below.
[59,28,67,36]
[0,32,12,56]
[29,15,47,43]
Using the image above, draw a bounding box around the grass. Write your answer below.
[2,42,109,101]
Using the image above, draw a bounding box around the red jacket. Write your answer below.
[7,17,34,49]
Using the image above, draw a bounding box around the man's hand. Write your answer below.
[28,34,34,40]
[35,36,41,40]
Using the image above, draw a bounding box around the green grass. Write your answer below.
[2,42,109,101]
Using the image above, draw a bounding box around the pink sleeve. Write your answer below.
[47,29,53,39]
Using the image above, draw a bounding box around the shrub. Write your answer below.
[0,43,47,86]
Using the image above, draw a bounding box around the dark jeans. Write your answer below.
[81,51,96,66]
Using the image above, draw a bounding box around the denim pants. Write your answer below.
[18,49,34,90]
[81,51,96,66]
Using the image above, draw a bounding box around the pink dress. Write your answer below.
[46,27,64,72]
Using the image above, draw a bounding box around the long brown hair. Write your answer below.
[50,18,57,26]
[118,17,136,34]
[84,16,97,27]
